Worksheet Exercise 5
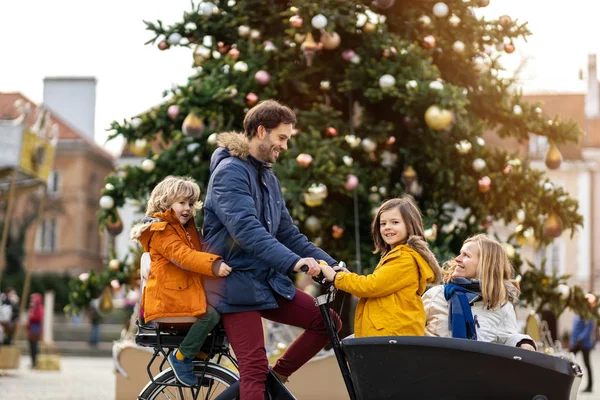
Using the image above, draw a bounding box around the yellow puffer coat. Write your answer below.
[133,208,221,322]
[334,244,436,337]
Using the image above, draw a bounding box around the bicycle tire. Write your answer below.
[138,362,239,400]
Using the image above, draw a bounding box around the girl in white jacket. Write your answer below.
[422,234,536,350]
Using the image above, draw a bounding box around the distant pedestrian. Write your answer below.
[569,293,597,393]
[26,293,44,368]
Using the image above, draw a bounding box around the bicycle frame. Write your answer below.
[315,286,358,400]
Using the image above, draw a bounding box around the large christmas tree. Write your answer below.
[67,0,596,320]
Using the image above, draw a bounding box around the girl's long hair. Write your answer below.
[371,195,442,284]
[144,176,202,217]
[443,234,519,308]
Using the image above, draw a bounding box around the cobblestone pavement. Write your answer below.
[1,351,600,399]
[0,356,114,400]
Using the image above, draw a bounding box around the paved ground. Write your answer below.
[1,351,600,399]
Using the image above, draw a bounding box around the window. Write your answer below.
[35,219,58,252]
[47,170,60,195]
[528,133,549,158]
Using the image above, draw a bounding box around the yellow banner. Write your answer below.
[19,130,55,181]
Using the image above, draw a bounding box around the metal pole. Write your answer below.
[353,189,361,275]
[0,168,19,288]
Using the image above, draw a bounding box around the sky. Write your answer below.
[0,0,596,155]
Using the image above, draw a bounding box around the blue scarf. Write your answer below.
[443,278,481,340]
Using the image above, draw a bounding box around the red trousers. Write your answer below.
[221,288,341,400]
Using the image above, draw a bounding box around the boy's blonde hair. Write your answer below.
[145,176,202,217]
[443,234,519,309]
[371,195,442,284]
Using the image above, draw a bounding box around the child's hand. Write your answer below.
[319,262,337,282]
[216,262,232,277]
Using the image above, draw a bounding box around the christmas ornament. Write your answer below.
[254,70,271,85]
[423,35,436,49]
[448,14,461,27]
[556,284,570,300]
[263,41,277,52]
[516,209,526,223]
[289,15,303,28]
[168,32,182,45]
[379,74,396,89]
[311,14,328,29]
[361,138,377,153]
[429,81,444,90]
[375,0,396,9]
[478,0,490,7]
[106,210,124,236]
[194,45,211,66]
[321,31,341,50]
[344,174,359,191]
[545,140,563,169]
[386,136,396,146]
[246,93,259,106]
[331,225,345,239]
[207,133,218,145]
[363,22,376,32]
[498,15,512,26]
[110,280,121,290]
[478,176,491,193]
[406,80,418,89]
[452,41,465,53]
[402,166,417,184]
[233,61,248,72]
[296,153,313,168]
[341,49,357,62]
[419,15,431,27]
[424,105,453,130]
[131,118,142,129]
[130,139,149,157]
[99,286,114,314]
[105,183,115,191]
[320,80,331,90]
[503,243,515,258]
[227,48,240,59]
[504,43,515,54]
[380,151,397,168]
[217,41,229,54]
[455,140,472,154]
[343,156,353,166]
[141,159,156,172]
[294,33,306,43]
[304,183,328,207]
[249,29,261,40]
[472,158,486,171]
[167,105,180,120]
[238,25,250,37]
[108,259,121,271]
[325,127,338,137]
[182,112,205,137]
[424,224,438,241]
[158,40,169,51]
[513,104,522,115]
[300,33,318,66]
[200,2,216,16]
[432,2,449,18]
[99,195,115,210]
[345,135,361,148]
[305,216,322,233]
[543,211,563,238]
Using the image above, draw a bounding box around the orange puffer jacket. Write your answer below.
[133,208,221,322]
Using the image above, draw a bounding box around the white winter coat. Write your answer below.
[422,285,533,347]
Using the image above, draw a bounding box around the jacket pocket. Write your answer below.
[226,271,260,305]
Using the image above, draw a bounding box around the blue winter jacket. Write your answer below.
[202,132,337,313]
[569,315,596,349]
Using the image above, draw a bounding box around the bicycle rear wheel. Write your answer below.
[138,362,239,400]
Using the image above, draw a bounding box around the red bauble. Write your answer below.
[246,93,259,106]
[325,127,338,137]
[158,40,169,51]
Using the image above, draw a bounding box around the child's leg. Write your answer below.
[178,305,220,359]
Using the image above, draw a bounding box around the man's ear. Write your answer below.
[256,125,266,139]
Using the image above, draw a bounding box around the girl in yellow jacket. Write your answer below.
[131,176,231,386]
[319,196,442,337]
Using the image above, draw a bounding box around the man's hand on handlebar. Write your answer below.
[293,257,321,277]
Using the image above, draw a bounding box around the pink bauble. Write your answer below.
[167,105,180,120]
[289,15,303,28]
[342,49,356,61]
[246,92,259,106]
[344,174,359,191]
[254,70,271,86]
[228,48,240,60]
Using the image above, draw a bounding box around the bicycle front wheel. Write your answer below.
[138,362,239,400]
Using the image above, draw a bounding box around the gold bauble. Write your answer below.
[321,31,341,50]
[543,212,563,239]
[108,259,121,271]
[99,286,114,314]
[402,166,417,184]
[182,112,205,138]
[545,140,563,170]
[424,106,453,130]
[106,210,124,236]
[129,139,150,157]
[331,225,344,239]
[303,193,324,207]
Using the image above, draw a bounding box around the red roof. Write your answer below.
[0,92,114,160]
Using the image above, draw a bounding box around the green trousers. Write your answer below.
[178,305,220,359]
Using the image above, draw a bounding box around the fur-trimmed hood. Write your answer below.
[210,131,250,174]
